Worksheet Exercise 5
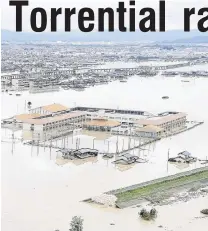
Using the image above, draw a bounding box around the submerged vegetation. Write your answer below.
[139,208,157,220]
[69,216,84,231]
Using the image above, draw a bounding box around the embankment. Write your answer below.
[107,166,208,208]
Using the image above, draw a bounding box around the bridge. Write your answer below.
[88,63,192,73]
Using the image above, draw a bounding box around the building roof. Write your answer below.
[23,112,86,125]
[136,125,164,133]
[136,113,186,126]
[42,103,69,113]
[14,113,41,121]
[84,119,121,127]
[178,151,192,157]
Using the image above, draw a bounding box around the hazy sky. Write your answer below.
[1,0,208,31]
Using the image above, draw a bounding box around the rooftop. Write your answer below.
[136,113,187,126]
[84,119,121,127]
[15,113,41,121]
[23,111,86,125]
[42,103,69,113]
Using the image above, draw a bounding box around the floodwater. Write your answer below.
[97,61,182,69]
[1,69,208,231]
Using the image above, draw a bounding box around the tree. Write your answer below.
[69,216,84,231]
[139,208,157,220]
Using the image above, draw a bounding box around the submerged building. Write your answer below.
[135,112,187,138]
[2,103,187,138]
[73,107,187,137]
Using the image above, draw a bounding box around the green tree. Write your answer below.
[69,216,84,231]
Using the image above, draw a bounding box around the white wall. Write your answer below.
[23,123,31,130]
[34,124,43,132]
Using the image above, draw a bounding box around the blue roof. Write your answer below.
[180,151,192,156]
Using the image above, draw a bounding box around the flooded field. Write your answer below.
[1,71,208,231]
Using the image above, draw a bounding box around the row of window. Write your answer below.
[43,119,84,127]
[160,118,186,128]
[88,114,139,121]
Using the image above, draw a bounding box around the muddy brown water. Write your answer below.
[2,74,208,231]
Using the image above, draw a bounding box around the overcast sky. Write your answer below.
[1,0,208,31]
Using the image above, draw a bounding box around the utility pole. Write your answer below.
[11,132,14,155]
[78,138,80,149]
[167,148,170,173]
[64,136,66,148]
[133,138,136,154]
[76,138,78,149]
[128,126,131,149]
[37,133,40,156]
[116,134,119,154]
[93,138,95,149]
[44,133,46,151]
[24,100,26,112]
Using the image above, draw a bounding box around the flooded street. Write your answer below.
[1,73,208,231]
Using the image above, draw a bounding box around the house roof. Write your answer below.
[84,119,121,127]
[178,151,192,157]
[42,103,69,113]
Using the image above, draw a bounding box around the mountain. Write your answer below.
[1,29,208,43]
[173,36,208,43]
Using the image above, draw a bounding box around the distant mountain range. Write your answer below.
[1,29,208,43]
[173,36,208,43]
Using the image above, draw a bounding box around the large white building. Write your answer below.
[7,104,187,138]
[23,111,86,132]
[73,107,187,137]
